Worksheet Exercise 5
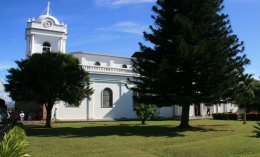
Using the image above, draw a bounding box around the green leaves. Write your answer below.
[5,52,93,106]
[253,121,260,137]
[133,103,156,125]
[0,126,30,157]
[130,0,249,127]
[5,52,93,127]
[234,74,257,108]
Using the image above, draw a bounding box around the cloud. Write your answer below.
[0,62,16,81]
[98,21,148,35]
[95,0,155,7]
[70,34,120,46]
[0,62,15,71]
[71,21,148,46]
[0,65,11,70]
[0,75,14,105]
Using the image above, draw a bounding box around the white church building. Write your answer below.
[22,2,238,121]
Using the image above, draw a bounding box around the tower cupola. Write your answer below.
[25,1,67,56]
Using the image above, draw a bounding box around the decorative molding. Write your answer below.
[81,65,135,76]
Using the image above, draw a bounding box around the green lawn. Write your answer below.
[25,120,260,157]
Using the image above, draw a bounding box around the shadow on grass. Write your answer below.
[25,124,232,138]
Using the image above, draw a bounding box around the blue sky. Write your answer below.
[0,0,260,81]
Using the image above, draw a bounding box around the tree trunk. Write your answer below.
[243,105,246,124]
[179,105,191,129]
[45,106,52,128]
[141,119,145,125]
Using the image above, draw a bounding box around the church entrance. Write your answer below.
[194,103,201,116]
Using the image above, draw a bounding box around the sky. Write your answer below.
[0,0,260,82]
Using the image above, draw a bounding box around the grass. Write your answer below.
[24,120,260,157]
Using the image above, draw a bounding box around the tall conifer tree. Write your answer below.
[131,0,249,128]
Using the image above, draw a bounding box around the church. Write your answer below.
[19,2,238,121]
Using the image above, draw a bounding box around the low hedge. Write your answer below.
[212,113,238,120]
[241,113,260,121]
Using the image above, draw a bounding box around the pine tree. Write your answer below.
[131,0,249,128]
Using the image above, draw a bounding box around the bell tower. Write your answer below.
[25,1,67,56]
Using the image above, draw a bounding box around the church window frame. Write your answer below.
[42,42,51,53]
[102,88,113,108]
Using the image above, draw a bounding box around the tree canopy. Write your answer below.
[234,75,260,124]
[5,52,93,128]
[131,0,249,128]
[233,74,255,124]
[250,81,260,111]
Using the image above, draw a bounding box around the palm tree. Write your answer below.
[236,74,255,124]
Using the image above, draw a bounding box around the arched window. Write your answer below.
[95,62,101,66]
[102,88,113,108]
[122,64,127,68]
[42,42,51,52]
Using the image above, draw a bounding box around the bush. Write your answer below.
[253,121,260,137]
[0,126,30,157]
[133,103,156,125]
[212,113,238,120]
[241,112,260,121]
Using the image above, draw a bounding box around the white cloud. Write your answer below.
[95,0,155,7]
[0,62,15,71]
[0,65,10,70]
[0,62,16,81]
[71,21,148,46]
[98,21,148,35]
[71,34,120,46]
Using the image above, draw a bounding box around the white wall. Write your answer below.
[90,75,136,119]
[225,103,239,113]
[54,52,241,120]
[158,106,174,118]
[74,53,132,69]
[55,99,87,120]
[34,36,61,53]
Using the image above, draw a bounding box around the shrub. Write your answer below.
[241,112,260,121]
[212,113,238,120]
[133,103,156,125]
[0,126,30,157]
[253,121,260,137]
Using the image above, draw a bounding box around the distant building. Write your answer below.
[18,2,238,121]
[0,79,15,110]
[0,80,4,92]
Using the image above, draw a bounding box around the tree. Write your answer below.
[0,98,7,110]
[234,74,255,124]
[250,81,260,112]
[131,0,249,128]
[133,103,156,125]
[5,52,93,128]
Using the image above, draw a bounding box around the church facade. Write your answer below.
[22,2,238,121]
